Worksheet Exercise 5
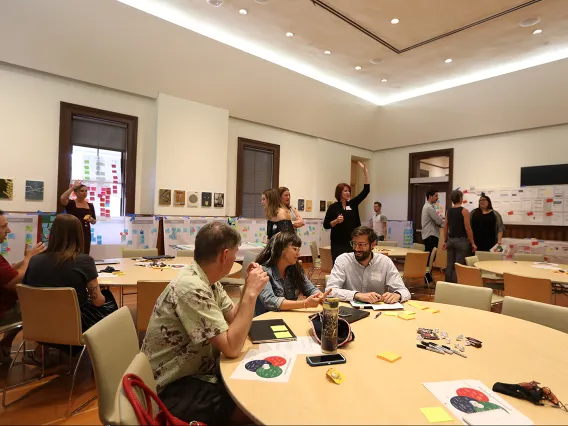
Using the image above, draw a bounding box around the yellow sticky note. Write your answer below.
[271,325,288,332]
[384,312,399,317]
[274,331,293,338]
[398,311,416,315]
[377,351,401,363]
[398,313,416,321]
[408,302,427,310]
[425,308,440,314]
[420,407,454,423]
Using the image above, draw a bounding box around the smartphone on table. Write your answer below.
[306,353,346,367]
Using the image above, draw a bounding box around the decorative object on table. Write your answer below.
[173,190,185,206]
[319,200,326,212]
[309,312,354,351]
[306,200,313,212]
[297,199,305,211]
[321,296,339,353]
[456,334,464,341]
[25,180,44,201]
[493,380,567,411]
[0,178,13,200]
[158,189,171,205]
[187,191,199,207]
[201,192,212,207]
[214,192,224,208]
[417,328,440,340]
[326,368,345,384]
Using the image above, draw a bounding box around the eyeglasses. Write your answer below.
[350,241,370,249]
[288,246,301,253]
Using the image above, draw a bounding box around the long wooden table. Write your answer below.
[220,302,568,425]
[475,260,568,285]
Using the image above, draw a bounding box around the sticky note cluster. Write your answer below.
[425,308,440,314]
[398,313,416,321]
[408,301,428,310]
[377,351,401,363]
[271,325,292,339]
[420,407,454,423]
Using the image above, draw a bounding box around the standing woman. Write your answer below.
[278,187,305,229]
[262,189,294,240]
[60,180,96,254]
[324,161,370,264]
[470,193,504,252]
[443,190,477,282]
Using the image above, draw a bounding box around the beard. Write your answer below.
[354,249,372,262]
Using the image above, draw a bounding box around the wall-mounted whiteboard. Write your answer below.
[387,221,414,248]
[464,185,568,226]
[0,214,38,264]
[163,217,192,255]
[123,217,160,249]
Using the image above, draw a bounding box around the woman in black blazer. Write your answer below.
[323,162,370,264]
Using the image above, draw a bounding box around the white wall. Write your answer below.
[227,119,374,222]
[373,124,568,220]
[154,94,229,216]
[0,63,156,214]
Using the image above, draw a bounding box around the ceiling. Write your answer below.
[120,0,568,104]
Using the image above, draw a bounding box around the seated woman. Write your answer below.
[23,214,118,358]
[262,188,294,240]
[254,231,329,316]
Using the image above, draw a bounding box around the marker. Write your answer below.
[451,349,468,358]
[374,312,382,319]
[417,344,445,355]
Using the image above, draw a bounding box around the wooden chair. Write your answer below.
[475,251,503,261]
[456,263,504,305]
[83,307,140,425]
[512,253,545,262]
[308,241,321,279]
[400,252,430,290]
[467,253,503,284]
[435,281,492,311]
[412,243,425,251]
[136,281,169,339]
[502,296,568,334]
[377,241,398,247]
[503,273,552,304]
[4,285,96,416]
[121,248,158,258]
[176,250,194,257]
[465,255,479,267]
[320,247,333,274]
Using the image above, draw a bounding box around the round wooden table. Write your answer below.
[220,302,568,425]
[373,246,425,257]
[475,261,568,285]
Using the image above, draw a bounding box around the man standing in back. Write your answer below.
[369,201,387,241]
[421,190,444,279]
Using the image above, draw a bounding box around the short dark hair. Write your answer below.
[374,201,382,207]
[450,189,463,204]
[194,222,241,264]
[335,183,351,202]
[0,210,4,216]
[351,226,377,244]
[426,189,438,199]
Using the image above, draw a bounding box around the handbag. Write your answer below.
[122,373,207,426]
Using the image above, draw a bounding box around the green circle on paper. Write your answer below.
[256,364,282,379]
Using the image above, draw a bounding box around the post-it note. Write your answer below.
[384,312,399,317]
[274,331,293,339]
[270,325,288,332]
[420,407,454,423]
[377,351,401,363]
[425,308,440,314]
[398,313,416,320]
[408,301,427,310]
[398,311,416,315]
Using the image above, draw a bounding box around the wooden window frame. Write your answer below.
[236,137,280,217]
[57,102,138,214]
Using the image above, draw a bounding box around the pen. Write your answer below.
[417,344,445,355]
[423,341,448,354]
[374,312,382,319]
[451,349,468,358]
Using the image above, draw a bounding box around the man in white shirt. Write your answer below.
[325,226,411,303]
[369,201,387,241]
[421,190,444,255]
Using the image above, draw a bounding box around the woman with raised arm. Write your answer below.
[60,180,96,254]
[323,161,370,264]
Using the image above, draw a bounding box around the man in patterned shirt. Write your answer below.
[142,222,269,425]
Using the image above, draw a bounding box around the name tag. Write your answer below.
[345,206,352,211]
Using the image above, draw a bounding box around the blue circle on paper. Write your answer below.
[450,396,477,413]
[245,360,271,372]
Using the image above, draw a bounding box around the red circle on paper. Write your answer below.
[263,356,286,367]
[456,388,489,402]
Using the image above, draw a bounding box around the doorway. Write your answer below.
[408,149,453,243]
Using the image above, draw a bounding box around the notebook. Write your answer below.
[339,306,370,323]
[94,259,120,265]
[248,319,297,344]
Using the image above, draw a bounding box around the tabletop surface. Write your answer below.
[220,302,568,425]
[98,257,242,286]
[373,246,426,257]
[475,260,568,285]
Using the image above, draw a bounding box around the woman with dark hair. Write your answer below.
[443,190,477,282]
[470,193,504,252]
[323,161,370,264]
[261,188,294,240]
[60,180,96,254]
[23,214,118,355]
[278,187,305,229]
[254,232,328,316]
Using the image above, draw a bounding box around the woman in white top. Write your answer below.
[278,187,305,229]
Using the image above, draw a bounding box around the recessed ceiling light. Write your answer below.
[533,29,542,35]
[519,17,540,27]
[239,9,247,15]
[286,32,294,37]
[205,0,223,6]
[370,58,384,65]
[391,18,399,24]
[445,58,453,63]
[253,0,269,3]
[381,79,388,83]
[355,66,362,71]
[324,50,331,55]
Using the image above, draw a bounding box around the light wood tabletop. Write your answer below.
[97,257,242,287]
[220,302,568,425]
[475,260,568,285]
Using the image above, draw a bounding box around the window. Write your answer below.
[236,138,279,217]
[57,102,138,216]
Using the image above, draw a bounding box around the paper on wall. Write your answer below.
[506,214,522,223]
[551,200,564,212]
[538,187,553,198]
[510,201,521,212]
[520,200,532,211]
[520,187,538,199]
[551,215,564,226]
[528,214,543,223]
[499,201,511,212]
[553,186,565,198]
[532,200,544,212]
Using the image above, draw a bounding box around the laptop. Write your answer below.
[339,306,370,323]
